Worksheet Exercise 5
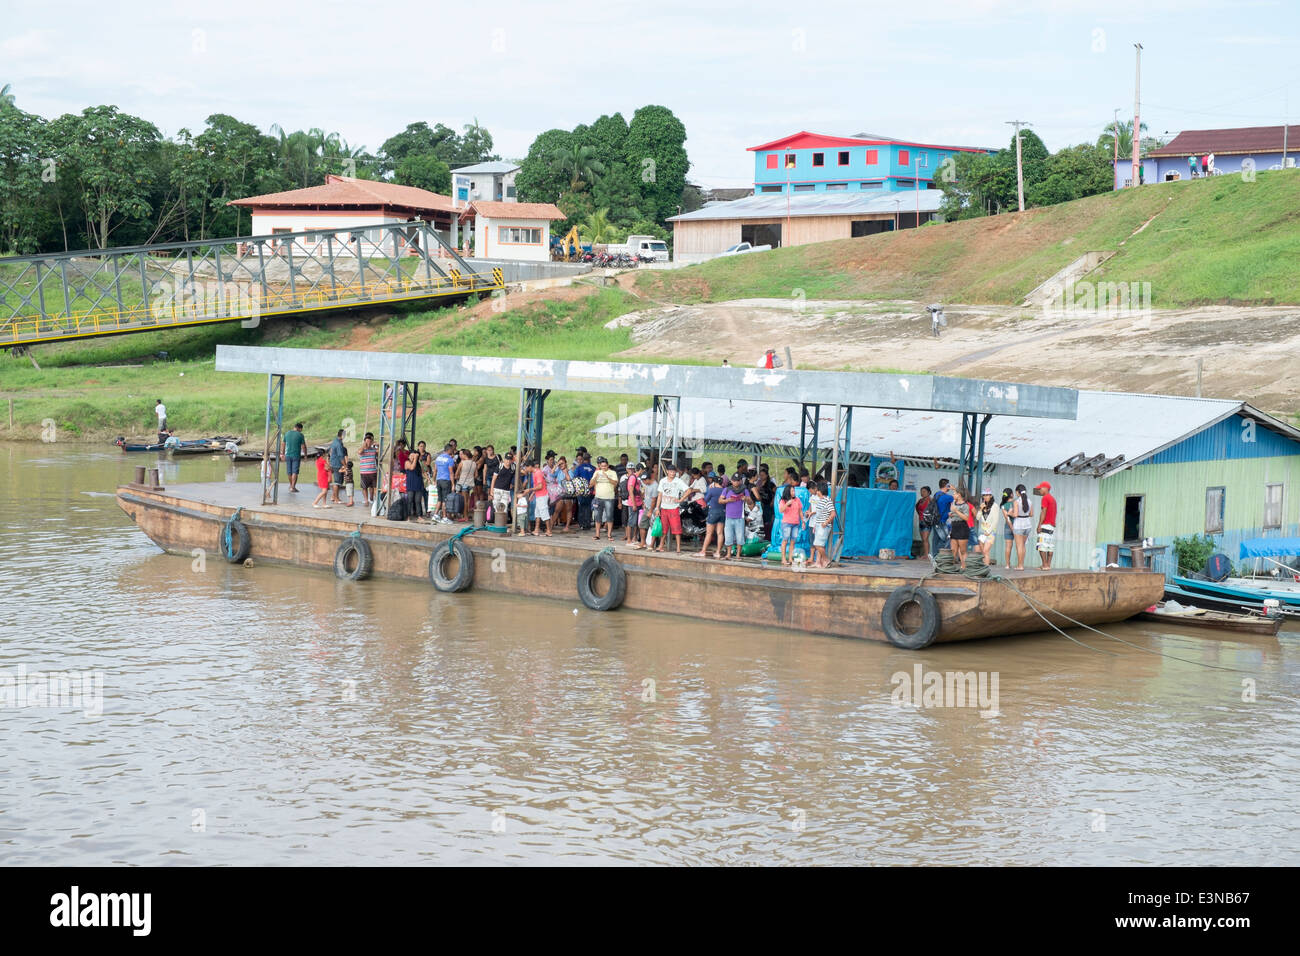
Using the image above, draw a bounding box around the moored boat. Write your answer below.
[115,480,1166,649]
[1136,600,1284,636]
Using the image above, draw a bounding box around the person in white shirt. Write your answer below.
[654,464,688,553]
[154,399,167,440]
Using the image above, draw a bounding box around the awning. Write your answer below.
[1239,537,1300,558]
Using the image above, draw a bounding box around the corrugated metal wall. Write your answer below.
[1145,414,1300,464]
[903,464,1101,569]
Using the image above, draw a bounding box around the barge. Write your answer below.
[117,481,1165,649]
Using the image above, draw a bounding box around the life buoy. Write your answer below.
[334,537,373,581]
[577,552,627,611]
[429,539,474,592]
[881,586,940,649]
[220,519,251,564]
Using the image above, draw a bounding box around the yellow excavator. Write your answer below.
[551,226,584,261]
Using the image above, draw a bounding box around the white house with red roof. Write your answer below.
[469,201,565,262]
[229,175,469,253]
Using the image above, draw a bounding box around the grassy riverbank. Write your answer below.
[0,285,662,455]
[637,171,1300,307]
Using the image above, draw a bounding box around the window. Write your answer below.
[861,181,883,189]
[792,183,815,192]
[766,153,778,169]
[784,153,796,168]
[1123,495,1144,542]
[498,226,541,244]
[916,153,928,167]
[826,182,847,191]
[898,149,910,166]
[759,184,784,193]
[1206,486,1225,534]
[865,149,878,164]
[506,185,516,198]
[1265,483,1284,529]
[838,151,850,165]
[812,152,825,166]
[897,179,915,188]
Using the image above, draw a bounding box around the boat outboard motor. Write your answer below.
[1205,553,1232,582]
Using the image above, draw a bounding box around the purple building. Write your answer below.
[1113,124,1295,188]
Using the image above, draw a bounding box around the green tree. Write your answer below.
[0,104,46,252]
[0,83,15,112]
[1026,143,1114,207]
[579,207,619,243]
[1097,119,1148,159]
[458,118,498,164]
[554,143,606,196]
[624,105,688,224]
[394,153,451,193]
[57,105,161,248]
[516,128,575,203]
[378,121,465,174]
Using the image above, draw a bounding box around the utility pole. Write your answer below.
[1112,108,1121,187]
[1006,120,1029,211]
[1132,43,1143,188]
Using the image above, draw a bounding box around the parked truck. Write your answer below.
[601,235,669,262]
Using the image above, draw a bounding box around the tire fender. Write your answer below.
[333,537,373,581]
[220,519,252,564]
[429,539,475,592]
[881,586,941,649]
[577,552,627,611]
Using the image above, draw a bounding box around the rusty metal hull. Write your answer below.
[116,483,1165,645]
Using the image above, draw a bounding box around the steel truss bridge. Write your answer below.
[0,221,503,349]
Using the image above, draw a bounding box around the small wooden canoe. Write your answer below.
[1136,602,1283,636]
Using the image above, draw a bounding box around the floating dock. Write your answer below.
[117,481,1165,648]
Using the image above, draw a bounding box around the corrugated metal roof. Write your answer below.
[592,391,1298,473]
[668,189,943,222]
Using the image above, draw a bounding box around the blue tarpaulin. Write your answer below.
[1239,537,1300,558]
[839,487,914,558]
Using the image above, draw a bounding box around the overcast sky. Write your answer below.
[4,0,1296,188]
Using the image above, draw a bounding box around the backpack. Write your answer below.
[921,497,940,529]
[617,474,629,500]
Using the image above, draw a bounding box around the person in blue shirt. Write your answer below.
[572,450,595,530]
[434,443,456,521]
[694,474,726,558]
[327,429,347,504]
[931,478,954,556]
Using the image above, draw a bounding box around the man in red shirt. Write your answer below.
[1034,481,1058,569]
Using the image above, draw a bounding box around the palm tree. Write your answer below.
[580,208,619,243]
[553,144,606,196]
[0,83,15,111]
[1098,119,1148,159]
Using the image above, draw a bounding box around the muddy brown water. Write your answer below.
[2,442,1297,865]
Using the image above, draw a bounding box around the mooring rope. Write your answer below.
[447,525,478,555]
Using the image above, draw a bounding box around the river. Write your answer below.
[2,442,1296,865]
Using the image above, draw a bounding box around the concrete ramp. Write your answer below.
[1021,250,1115,307]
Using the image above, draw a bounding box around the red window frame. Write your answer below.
[784,153,796,168]
[865,149,878,164]
[766,153,777,169]
[812,152,825,167]
[898,149,910,166]
[838,151,850,166]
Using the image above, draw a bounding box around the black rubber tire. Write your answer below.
[429,539,475,592]
[577,552,627,612]
[220,519,251,564]
[333,537,373,581]
[881,586,941,649]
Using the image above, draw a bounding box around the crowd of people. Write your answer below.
[271,421,1058,572]
[913,479,1058,571]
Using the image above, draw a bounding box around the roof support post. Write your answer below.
[512,387,549,529]
[958,412,992,493]
[974,413,990,493]
[800,403,821,476]
[262,372,284,506]
[375,380,398,516]
[652,395,680,475]
[828,404,853,564]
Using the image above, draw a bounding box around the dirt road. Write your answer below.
[607,298,1300,416]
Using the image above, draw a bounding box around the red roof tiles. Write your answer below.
[1146,125,1294,157]
[230,175,460,213]
[468,201,565,220]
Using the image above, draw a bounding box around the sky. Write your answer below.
[3,0,1297,188]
